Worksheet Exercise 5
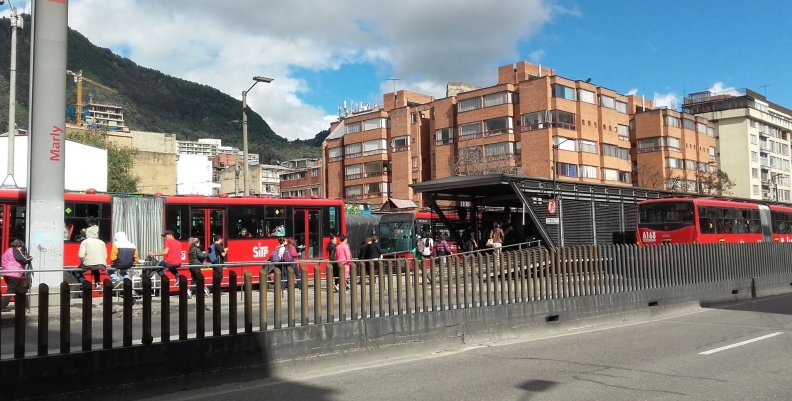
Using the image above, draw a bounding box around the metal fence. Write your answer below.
[2,243,791,360]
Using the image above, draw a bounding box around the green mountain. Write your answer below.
[0,14,323,163]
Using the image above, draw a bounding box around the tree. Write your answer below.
[699,170,735,196]
[66,130,140,193]
[634,163,664,189]
[454,147,519,176]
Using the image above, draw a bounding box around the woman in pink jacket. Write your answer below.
[334,233,351,292]
[1,239,32,310]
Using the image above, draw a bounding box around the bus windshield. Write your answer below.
[639,201,695,231]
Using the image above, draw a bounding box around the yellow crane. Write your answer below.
[65,69,118,126]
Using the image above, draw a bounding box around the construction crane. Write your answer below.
[65,69,117,126]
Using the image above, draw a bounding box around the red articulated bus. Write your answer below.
[0,189,345,292]
[636,197,780,245]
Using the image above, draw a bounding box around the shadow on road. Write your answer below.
[701,292,792,316]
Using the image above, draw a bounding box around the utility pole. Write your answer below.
[1,3,22,188]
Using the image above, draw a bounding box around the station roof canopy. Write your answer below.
[410,174,534,206]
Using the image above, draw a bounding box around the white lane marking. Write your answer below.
[699,332,784,355]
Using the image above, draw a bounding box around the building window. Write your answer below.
[552,84,576,101]
[615,101,627,114]
[554,136,577,151]
[600,95,615,109]
[750,119,757,128]
[345,143,362,157]
[483,92,510,107]
[683,119,695,130]
[345,164,363,180]
[312,168,319,177]
[665,157,682,169]
[392,135,409,151]
[706,126,715,137]
[603,168,619,181]
[411,113,417,124]
[619,171,631,184]
[617,124,629,140]
[346,185,363,197]
[435,128,454,145]
[602,144,618,158]
[363,118,389,131]
[459,122,482,140]
[484,117,511,136]
[580,165,598,178]
[457,97,482,112]
[753,185,759,195]
[578,89,595,104]
[579,140,597,154]
[362,139,387,155]
[750,134,758,144]
[696,122,707,134]
[556,162,578,177]
[484,142,516,161]
[521,110,575,131]
[638,136,680,152]
[345,122,361,134]
[751,151,758,162]
[752,168,759,178]
[664,116,680,128]
[709,147,716,157]
[328,147,343,162]
[412,156,419,170]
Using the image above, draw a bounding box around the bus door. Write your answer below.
[0,203,25,251]
[190,208,225,253]
[293,208,321,259]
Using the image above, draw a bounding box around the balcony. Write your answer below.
[329,156,344,162]
[392,145,410,153]
[638,146,681,154]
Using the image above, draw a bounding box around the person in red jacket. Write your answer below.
[148,230,183,282]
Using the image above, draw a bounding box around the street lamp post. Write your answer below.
[241,76,273,195]
[551,137,574,247]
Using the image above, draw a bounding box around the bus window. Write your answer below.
[165,205,190,240]
[9,206,25,243]
[227,205,290,239]
[324,206,340,236]
[65,202,111,242]
[639,201,694,230]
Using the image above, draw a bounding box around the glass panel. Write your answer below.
[293,209,306,258]
[165,205,189,240]
[190,209,206,240]
[209,209,224,244]
[308,210,321,258]
[578,89,595,104]
[10,206,25,244]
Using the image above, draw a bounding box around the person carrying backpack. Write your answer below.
[1,239,32,310]
[207,235,227,295]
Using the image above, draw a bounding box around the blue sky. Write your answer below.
[292,0,792,114]
[4,1,791,139]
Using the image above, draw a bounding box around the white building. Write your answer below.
[176,153,218,195]
[0,134,108,192]
[684,89,792,202]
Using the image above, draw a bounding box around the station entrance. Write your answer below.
[411,174,674,248]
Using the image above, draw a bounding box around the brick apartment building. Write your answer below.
[323,61,719,208]
[279,158,322,198]
[633,109,717,193]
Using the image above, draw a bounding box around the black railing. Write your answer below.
[2,242,792,359]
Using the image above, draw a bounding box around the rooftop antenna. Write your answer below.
[760,84,771,97]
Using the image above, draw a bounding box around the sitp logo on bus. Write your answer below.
[641,231,657,243]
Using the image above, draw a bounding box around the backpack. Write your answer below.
[268,246,282,263]
[416,238,426,253]
[326,241,337,261]
[207,245,220,264]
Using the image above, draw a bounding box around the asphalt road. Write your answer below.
[139,293,792,401]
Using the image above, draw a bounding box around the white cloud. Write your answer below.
[653,92,678,109]
[626,88,639,96]
[707,81,741,96]
[64,0,560,140]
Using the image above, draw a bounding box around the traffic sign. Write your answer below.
[547,199,557,215]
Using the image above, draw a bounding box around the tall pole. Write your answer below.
[242,90,249,195]
[2,6,21,188]
[240,76,273,196]
[27,0,68,288]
